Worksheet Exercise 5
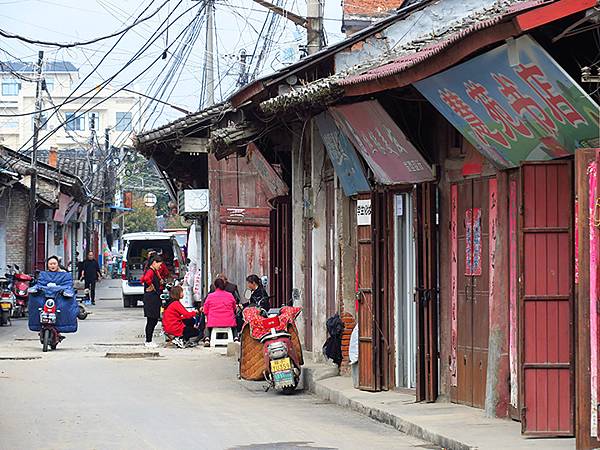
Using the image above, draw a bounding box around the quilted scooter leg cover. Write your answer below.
[239,323,304,381]
[239,326,266,381]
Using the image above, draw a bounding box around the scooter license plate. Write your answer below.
[271,357,292,372]
[0,302,11,310]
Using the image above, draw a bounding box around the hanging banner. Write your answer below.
[329,100,434,185]
[415,35,600,168]
[315,111,370,196]
[53,193,72,223]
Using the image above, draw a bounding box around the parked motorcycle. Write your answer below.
[242,306,303,394]
[11,265,32,318]
[0,272,14,325]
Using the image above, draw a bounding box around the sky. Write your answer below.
[0,0,345,132]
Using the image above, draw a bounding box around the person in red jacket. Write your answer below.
[162,285,200,348]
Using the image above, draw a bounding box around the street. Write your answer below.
[0,280,437,450]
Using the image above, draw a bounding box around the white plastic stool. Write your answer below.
[210,328,234,347]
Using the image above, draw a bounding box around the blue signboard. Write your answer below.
[414,35,600,168]
[315,111,370,196]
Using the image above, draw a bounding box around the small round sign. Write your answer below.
[143,193,157,208]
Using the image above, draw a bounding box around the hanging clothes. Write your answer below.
[323,313,344,366]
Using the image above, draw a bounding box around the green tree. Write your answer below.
[124,196,157,233]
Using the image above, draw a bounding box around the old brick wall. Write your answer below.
[344,0,405,18]
[5,186,29,269]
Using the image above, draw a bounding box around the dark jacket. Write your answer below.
[141,268,162,319]
[81,259,101,282]
[323,314,344,366]
[208,281,241,304]
[249,286,270,311]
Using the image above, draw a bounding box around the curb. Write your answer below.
[304,368,473,450]
[105,351,160,359]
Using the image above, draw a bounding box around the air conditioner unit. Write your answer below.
[179,189,209,214]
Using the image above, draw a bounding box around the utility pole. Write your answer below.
[251,0,323,55]
[27,50,44,273]
[306,0,323,55]
[205,0,215,106]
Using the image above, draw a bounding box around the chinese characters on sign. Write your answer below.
[415,35,600,168]
[356,199,372,226]
[450,184,458,387]
[329,100,434,185]
[315,112,371,196]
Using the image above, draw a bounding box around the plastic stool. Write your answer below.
[210,327,234,347]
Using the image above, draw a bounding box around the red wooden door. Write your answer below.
[454,178,489,408]
[35,222,47,271]
[357,197,377,390]
[520,161,573,436]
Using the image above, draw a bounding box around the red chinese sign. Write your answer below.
[329,100,434,185]
[415,36,599,168]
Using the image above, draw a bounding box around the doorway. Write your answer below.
[394,193,417,389]
[455,177,491,408]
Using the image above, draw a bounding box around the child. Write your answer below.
[162,285,200,348]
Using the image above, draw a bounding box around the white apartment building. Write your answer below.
[0,61,142,151]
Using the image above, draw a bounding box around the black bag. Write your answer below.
[322,313,344,366]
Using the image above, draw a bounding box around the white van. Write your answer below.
[121,232,186,308]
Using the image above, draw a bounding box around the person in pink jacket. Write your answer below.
[203,278,238,346]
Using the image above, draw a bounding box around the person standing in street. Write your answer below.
[140,255,164,348]
[80,251,102,305]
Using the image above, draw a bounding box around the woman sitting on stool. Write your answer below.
[203,278,238,347]
[162,285,200,348]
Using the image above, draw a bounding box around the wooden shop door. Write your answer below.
[455,178,490,409]
[520,161,573,436]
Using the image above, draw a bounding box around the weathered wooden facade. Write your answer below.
[137,0,600,447]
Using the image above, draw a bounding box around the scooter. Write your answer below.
[12,265,32,318]
[38,293,67,352]
[0,272,14,325]
[76,288,90,320]
[243,306,303,394]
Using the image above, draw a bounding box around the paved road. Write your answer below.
[0,280,438,450]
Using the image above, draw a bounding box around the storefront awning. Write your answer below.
[414,35,600,168]
[329,100,434,185]
[315,111,370,196]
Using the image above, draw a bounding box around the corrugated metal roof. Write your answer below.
[0,61,78,73]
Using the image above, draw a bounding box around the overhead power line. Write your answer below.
[1,0,201,173]
[0,0,170,48]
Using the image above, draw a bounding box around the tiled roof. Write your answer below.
[259,0,550,114]
[36,148,112,202]
[0,145,87,204]
[0,61,78,73]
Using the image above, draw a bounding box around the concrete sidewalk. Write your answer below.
[303,366,575,450]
